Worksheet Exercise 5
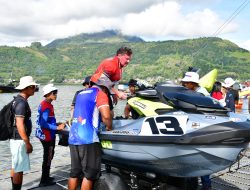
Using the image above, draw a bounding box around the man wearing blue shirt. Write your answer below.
[68,80,112,190]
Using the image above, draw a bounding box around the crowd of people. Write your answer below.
[5,46,247,190]
[7,46,132,190]
[179,71,240,190]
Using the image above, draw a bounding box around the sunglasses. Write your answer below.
[28,85,36,89]
[51,90,58,95]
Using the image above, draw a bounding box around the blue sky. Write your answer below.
[188,1,250,41]
[0,0,249,50]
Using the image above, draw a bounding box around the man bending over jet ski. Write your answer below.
[91,46,133,105]
[181,71,212,190]
[68,79,112,190]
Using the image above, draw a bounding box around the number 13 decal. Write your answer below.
[145,116,184,135]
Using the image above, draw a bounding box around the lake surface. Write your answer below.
[0,85,126,123]
[0,85,126,174]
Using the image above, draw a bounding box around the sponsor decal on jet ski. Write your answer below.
[101,140,112,149]
[132,100,146,109]
[191,122,200,129]
[205,115,216,120]
[111,130,137,135]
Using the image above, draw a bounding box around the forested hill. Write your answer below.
[0,31,249,84]
[46,30,144,48]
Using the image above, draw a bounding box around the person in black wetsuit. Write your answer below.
[124,79,140,119]
[224,77,238,112]
[71,76,91,111]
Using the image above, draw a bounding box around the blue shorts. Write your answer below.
[10,139,31,172]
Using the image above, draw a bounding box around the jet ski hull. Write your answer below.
[99,113,250,178]
[101,140,247,177]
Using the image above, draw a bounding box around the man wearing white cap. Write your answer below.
[10,76,39,190]
[181,72,210,96]
[224,77,238,112]
[181,72,211,190]
[36,84,65,187]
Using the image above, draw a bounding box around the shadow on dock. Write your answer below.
[1,144,250,189]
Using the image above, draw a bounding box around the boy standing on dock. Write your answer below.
[36,84,65,187]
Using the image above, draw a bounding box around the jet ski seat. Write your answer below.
[136,83,195,100]
[155,83,198,101]
[163,92,229,114]
[155,83,229,115]
[129,83,228,116]
[135,88,158,99]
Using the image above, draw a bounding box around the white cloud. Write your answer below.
[239,39,250,51]
[0,0,162,45]
[122,2,237,39]
[0,0,241,46]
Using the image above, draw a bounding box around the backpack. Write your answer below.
[0,98,16,141]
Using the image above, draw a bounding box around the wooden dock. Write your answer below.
[1,144,250,190]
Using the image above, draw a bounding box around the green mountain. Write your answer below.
[0,31,249,84]
[46,30,144,48]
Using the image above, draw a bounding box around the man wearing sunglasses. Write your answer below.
[9,76,39,190]
[36,84,65,187]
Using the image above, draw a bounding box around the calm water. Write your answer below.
[0,85,125,173]
[0,85,126,124]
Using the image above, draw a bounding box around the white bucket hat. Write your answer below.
[221,82,227,88]
[224,77,235,88]
[181,72,200,84]
[43,84,58,96]
[15,76,39,90]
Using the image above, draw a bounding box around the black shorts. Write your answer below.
[108,94,114,110]
[69,143,102,180]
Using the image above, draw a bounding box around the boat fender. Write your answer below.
[94,172,129,190]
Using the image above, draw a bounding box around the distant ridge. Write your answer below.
[46,30,144,48]
[0,35,249,83]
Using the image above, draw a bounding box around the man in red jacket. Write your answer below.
[91,46,133,104]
